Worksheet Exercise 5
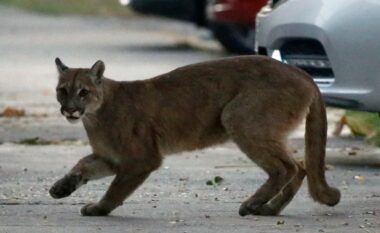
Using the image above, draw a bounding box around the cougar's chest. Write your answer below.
[83,120,122,164]
[91,136,121,162]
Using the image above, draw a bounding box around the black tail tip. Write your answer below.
[325,187,341,206]
[310,186,341,207]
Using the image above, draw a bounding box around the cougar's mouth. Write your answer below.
[61,109,83,123]
[66,115,81,123]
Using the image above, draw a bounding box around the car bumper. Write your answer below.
[207,0,267,24]
[256,0,380,112]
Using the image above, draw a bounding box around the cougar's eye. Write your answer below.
[78,89,89,98]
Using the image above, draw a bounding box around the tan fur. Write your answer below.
[49,56,340,216]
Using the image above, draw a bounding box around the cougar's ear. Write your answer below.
[90,60,105,84]
[55,57,68,75]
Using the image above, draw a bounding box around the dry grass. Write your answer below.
[341,110,380,146]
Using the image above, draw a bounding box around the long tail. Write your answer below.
[305,91,340,206]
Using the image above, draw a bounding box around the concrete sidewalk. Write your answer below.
[0,141,379,233]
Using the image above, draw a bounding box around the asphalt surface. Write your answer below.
[0,5,379,233]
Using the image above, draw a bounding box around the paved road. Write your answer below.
[0,6,379,233]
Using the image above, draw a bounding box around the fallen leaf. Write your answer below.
[214,176,224,184]
[0,107,25,117]
[41,89,52,96]
[206,180,213,186]
[348,151,357,156]
[277,220,285,225]
[353,175,365,182]
[18,137,50,145]
[206,176,224,186]
[16,138,85,146]
[30,113,48,118]
[365,211,375,215]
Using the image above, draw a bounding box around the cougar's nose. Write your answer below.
[66,108,76,114]
[61,107,76,116]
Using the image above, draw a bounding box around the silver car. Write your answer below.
[255,0,380,112]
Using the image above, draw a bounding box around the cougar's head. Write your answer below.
[55,58,105,123]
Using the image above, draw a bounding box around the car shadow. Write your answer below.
[125,42,200,52]
[105,41,224,55]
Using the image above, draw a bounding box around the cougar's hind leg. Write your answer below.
[221,93,300,216]
[251,161,306,215]
[234,140,299,216]
[49,154,115,199]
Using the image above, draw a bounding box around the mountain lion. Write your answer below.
[49,56,340,216]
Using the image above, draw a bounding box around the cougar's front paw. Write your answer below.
[81,203,110,216]
[49,174,82,199]
[239,202,278,216]
[239,201,261,216]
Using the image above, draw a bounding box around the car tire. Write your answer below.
[209,21,256,54]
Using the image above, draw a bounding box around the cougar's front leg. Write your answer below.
[80,172,152,216]
[49,154,115,199]
[81,141,162,216]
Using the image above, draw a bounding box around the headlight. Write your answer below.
[119,0,131,6]
[259,0,288,16]
[270,0,288,8]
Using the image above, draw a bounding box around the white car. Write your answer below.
[255,0,380,112]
